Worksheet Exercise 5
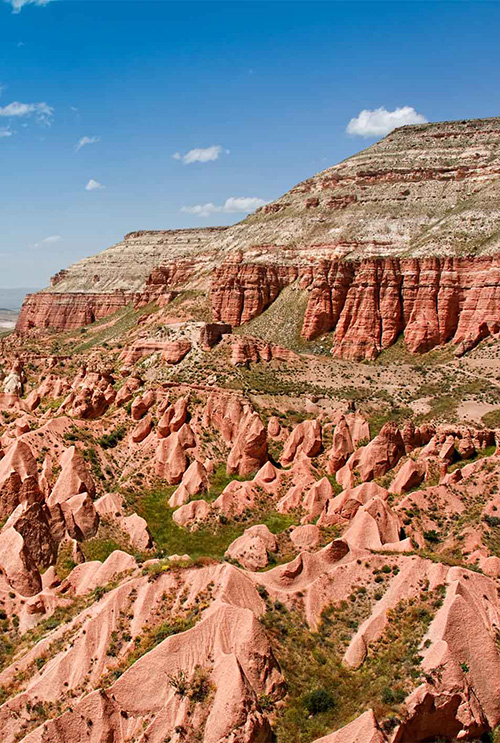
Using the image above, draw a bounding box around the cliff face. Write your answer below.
[16,117,500,358]
[16,292,134,332]
[210,256,500,360]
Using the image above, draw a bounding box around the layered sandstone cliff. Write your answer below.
[16,117,500,358]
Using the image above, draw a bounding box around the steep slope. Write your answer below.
[17,117,500,359]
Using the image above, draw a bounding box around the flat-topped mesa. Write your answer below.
[210,116,500,261]
[16,227,227,332]
[16,117,500,357]
[47,227,227,295]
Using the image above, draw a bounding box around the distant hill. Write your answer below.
[0,287,41,310]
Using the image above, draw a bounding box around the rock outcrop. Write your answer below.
[313,710,386,743]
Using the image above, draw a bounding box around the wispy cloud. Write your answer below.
[75,135,100,152]
[5,0,51,14]
[32,234,61,248]
[346,106,428,137]
[181,196,267,218]
[173,145,229,164]
[85,179,104,191]
[0,127,14,138]
[0,101,54,126]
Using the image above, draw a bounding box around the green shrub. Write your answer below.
[484,514,500,528]
[303,689,335,716]
[423,530,440,544]
[98,426,126,450]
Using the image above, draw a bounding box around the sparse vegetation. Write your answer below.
[98,425,127,449]
[262,586,443,742]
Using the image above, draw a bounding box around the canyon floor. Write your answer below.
[1,295,500,743]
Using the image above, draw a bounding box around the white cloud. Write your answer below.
[346,106,428,137]
[0,127,14,138]
[31,234,62,248]
[181,196,267,218]
[181,203,220,218]
[0,101,54,126]
[85,179,104,191]
[173,145,229,164]
[6,0,51,13]
[75,135,100,152]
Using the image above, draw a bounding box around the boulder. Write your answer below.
[5,502,57,568]
[253,461,282,496]
[317,482,389,527]
[301,477,333,522]
[61,492,99,540]
[225,525,278,570]
[115,375,142,406]
[49,446,96,505]
[0,526,41,596]
[25,389,41,411]
[343,497,402,550]
[338,422,405,486]
[227,410,268,476]
[203,392,245,444]
[172,499,210,527]
[327,415,355,474]
[131,389,156,420]
[0,440,41,519]
[390,459,425,495]
[290,524,321,550]
[94,493,151,551]
[155,424,195,484]
[281,419,322,466]
[267,416,281,438]
[169,460,208,507]
[346,412,370,447]
[439,435,456,462]
[157,396,189,438]
[214,480,260,519]
[131,413,153,443]
[162,340,191,364]
[122,513,152,551]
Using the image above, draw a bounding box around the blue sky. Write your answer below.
[1,0,500,288]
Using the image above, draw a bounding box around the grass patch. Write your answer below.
[482,410,500,428]
[54,542,77,581]
[82,538,128,563]
[448,444,497,473]
[375,337,454,367]
[125,486,295,560]
[69,302,158,354]
[262,512,295,534]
